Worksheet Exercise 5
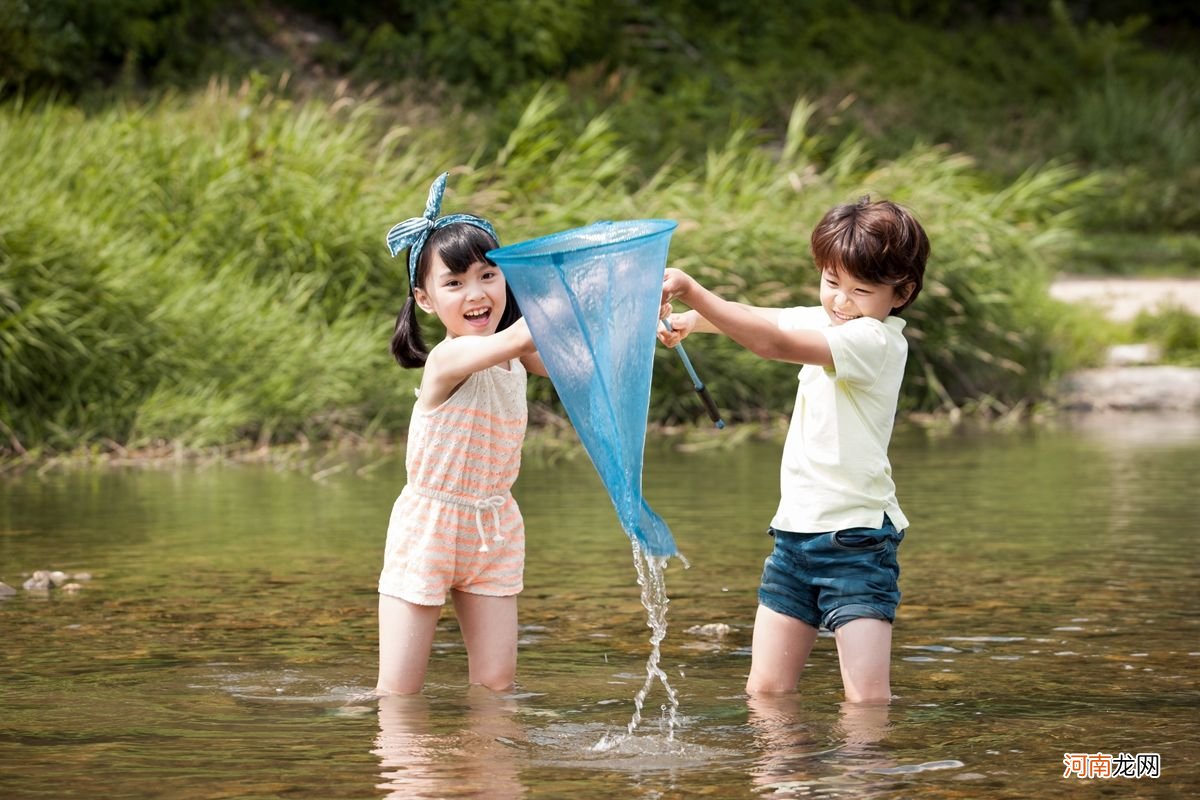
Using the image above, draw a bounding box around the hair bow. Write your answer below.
[385,172,499,286]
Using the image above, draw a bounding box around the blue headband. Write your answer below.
[385,172,499,287]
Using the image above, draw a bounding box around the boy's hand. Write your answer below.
[661,268,696,305]
[657,311,696,348]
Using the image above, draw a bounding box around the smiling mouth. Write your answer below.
[464,308,492,325]
[833,310,861,322]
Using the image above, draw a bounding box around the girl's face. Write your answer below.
[819,266,910,325]
[413,253,508,338]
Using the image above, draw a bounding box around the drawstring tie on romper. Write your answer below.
[410,485,508,552]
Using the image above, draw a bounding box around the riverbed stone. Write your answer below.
[1057,366,1200,412]
[686,622,733,639]
[1106,343,1162,366]
[1049,277,1200,322]
[23,571,52,591]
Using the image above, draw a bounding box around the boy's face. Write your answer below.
[413,255,508,339]
[819,267,910,325]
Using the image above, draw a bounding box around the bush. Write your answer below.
[1133,307,1200,366]
[0,0,221,92]
[0,81,1125,455]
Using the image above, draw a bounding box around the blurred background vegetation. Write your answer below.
[1,0,1197,457]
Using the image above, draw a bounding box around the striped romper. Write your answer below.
[378,359,528,606]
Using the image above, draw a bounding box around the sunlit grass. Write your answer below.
[2,82,1104,455]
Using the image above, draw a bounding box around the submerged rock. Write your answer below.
[686,623,733,639]
[19,569,93,593]
[0,581,17,597]
[23,571,51,591]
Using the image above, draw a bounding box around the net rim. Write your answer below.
[487,219,677,266]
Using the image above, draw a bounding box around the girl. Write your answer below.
[377,173,546,695]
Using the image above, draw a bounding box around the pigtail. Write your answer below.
[390,292,428,368]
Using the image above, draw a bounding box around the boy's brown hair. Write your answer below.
[810,197,930,315]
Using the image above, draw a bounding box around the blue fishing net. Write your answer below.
[488,220,678,557]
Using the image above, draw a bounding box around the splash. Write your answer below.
[593,541,690,752]
[626,538,679,738]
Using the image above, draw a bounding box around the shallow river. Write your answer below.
[2,414,1197,798]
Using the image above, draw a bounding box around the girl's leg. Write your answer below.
[833,618,893,703]
[377,594,441,695]
[746,603,820,694]
[451,590,518,692]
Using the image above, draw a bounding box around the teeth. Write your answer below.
[465,309,489,319]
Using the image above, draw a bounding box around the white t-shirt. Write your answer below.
[769,306,909,533]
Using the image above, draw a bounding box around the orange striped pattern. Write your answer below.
[378,360,529,606]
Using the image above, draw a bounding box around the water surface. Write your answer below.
[2,414,1197,798]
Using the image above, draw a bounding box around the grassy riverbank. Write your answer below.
[0,82,1099,457]
[2,2,1196,457]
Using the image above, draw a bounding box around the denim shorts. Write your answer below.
[757,516,904,632]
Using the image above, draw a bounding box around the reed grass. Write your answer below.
[1,81,1102,455]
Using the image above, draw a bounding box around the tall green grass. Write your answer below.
[1,82,1099,455]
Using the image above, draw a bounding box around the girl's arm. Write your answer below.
[520,351,549,378]
[418,319,537,408]
[661,268,832,366]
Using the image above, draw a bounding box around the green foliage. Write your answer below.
[5,2,1198,241]
[1132,307,1200,367]
[0,0,221,92]
[344,0,616,94]
[0,200,161,450]
[1073,233,1200,277]
[1061,64,1200,232]
[1,84,1101,453]
[5,0,1196,454]
[0,85,407,452]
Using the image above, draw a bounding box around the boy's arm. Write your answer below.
[661,268,832,366]
[658,307,775,347]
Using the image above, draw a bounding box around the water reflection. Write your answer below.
[748,695,900,798]
[374,689,525,799]
[4,421,1200,798]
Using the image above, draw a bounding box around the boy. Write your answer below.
[659,197,929,702]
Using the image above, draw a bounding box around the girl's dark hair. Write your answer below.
[390,222,522,367]
[810,197,930,315]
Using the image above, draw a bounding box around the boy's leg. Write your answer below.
[833,618,893,703]
[746,603,820,694]
[452,590,518,692]
[377,594,441,695]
